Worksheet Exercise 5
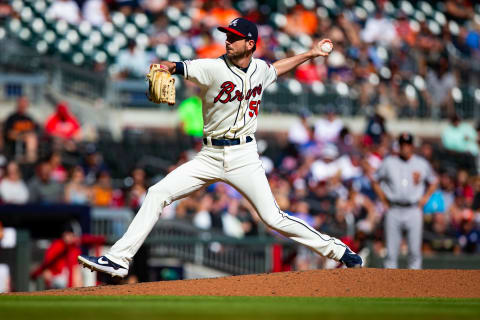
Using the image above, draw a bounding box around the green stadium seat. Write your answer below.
[79,20,92,37]
[43,29,56,44]
[101,22,115,38]
[35,39,49,54]
[178,16,192,31]
[8,18,21,34]
[133,13,149,30]
[414,10,426,22]
[33,1,47,14]
[353,6,368,21]
[71,52,85,66]
[433,11,447,26]
[112,12,126,28]
[106,42,120,56]
[20,6,34,23]
[418,1,433,17]
[56,38,71,54]
[66,29,80,45]
[427,19,441,35]
[166,6,181,21]
[0,27,6,41]
[55,20,68,35]
[31,17,46,34]
[124,23,138,38]
[94,51,107,64]
[178,45,194,60]
[81,40,94,56]
[155,44,169,59]
[113,32,128,48]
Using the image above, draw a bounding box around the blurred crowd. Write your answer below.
[0,96,148,210]
[2,0,480,118]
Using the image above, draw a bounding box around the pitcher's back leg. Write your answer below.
[105,152,221,267]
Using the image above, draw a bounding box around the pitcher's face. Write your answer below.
[225,32,253,59]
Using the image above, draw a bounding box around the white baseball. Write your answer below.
[320,42,332,53]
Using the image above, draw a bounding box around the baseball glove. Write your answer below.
[146,64,175,105]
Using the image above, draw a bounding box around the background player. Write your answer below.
[78,18,362,277]
[370,133,438,269]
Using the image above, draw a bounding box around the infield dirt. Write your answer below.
[15,269,480,298]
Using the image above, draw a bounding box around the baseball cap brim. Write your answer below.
[217,26,246,38]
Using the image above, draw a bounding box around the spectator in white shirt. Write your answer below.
[0,161,29,204]
[113,40,151,79]
[314,108,344,146]
[310,144,340,183]
[46,0,80,25]
[288,109,311,145]
[337,152,363,181]
[361,10,398,46]
[83,0,109,26]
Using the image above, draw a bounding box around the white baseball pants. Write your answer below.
[105,139,347,268]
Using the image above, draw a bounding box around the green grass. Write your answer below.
[0,296,479,320]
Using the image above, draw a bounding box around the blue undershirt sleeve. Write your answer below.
[173,62,185,76]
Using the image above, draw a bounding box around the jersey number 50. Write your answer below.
[249,100,261,117]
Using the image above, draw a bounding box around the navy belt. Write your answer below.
[389,201,418,207]
[203,136,253,146]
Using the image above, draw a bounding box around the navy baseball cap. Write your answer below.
[217,18,258,44]
[398,132,414,145]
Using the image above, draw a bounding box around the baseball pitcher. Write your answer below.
[79,18,363,278]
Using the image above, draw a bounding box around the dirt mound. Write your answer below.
[17,269,480,298]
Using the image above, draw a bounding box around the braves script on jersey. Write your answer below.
[181,56,276,139]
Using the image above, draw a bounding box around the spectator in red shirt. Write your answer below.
[45,102,82,151]
[41,225,82,289]
[295,60,326,84]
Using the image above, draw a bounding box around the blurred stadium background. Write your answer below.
[0,0,479,292]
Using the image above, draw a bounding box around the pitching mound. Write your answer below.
[17,269,480,298]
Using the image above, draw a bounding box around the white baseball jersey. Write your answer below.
[180,55,277,139]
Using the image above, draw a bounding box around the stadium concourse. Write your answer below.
[0,0,479,292]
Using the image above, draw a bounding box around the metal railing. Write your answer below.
[90,214,287,275]
[90,207,134,239]
[49,61,108,101]
[0,74,47,102]
[146,220,282,275]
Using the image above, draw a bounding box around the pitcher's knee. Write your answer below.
[258,210,284,230]
[147,184,173,206]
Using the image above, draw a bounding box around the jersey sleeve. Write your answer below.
[182,59,217,87]
[261,61,278,89]
[423,160,437,185]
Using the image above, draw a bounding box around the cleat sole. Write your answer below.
[78,256,127,278]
